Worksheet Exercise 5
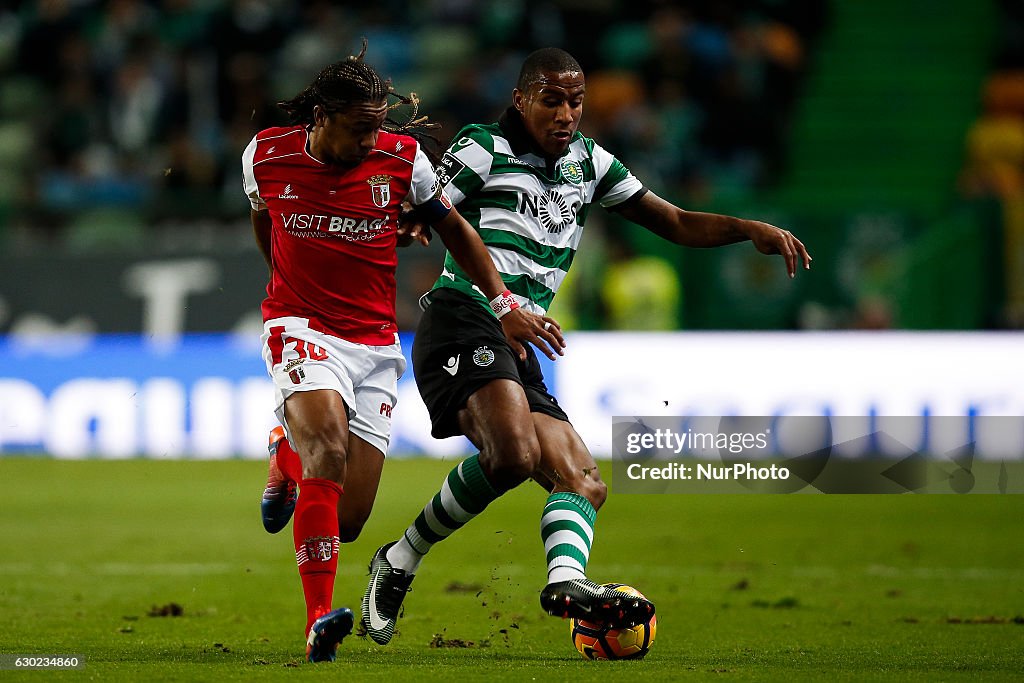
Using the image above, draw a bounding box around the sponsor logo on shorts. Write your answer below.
[443,354,460,376]
[472,346,495,367]
[379,402,393,418]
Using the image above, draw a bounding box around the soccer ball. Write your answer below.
[569,584,657,660]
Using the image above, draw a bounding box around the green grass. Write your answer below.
[2,458,1023,681]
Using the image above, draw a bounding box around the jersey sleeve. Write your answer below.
[407,144,454,223]
[241,135,266,210]
[434,126,494,205]
[590,141,644,209]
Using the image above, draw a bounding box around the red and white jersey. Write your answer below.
[242,126,446,345]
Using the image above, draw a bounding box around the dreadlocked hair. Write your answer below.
[278,39,440,153]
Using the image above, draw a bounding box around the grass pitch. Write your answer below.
[2,457,1023,681]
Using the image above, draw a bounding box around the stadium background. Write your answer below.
[0,0,1020,458]
[2,2,1024,679]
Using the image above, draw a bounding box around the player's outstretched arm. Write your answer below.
[432,208,565,360]
[618,192,812,278]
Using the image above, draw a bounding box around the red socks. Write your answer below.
[276,436,303,483]
[293,478,342,634]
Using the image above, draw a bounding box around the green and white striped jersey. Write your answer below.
[431,109,644,314]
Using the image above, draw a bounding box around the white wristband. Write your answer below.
[489,289,520,319]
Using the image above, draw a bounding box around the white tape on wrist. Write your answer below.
[489,290,520,319]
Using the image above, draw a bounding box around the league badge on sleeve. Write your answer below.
[436,153,466,188]
[367,174,393,208]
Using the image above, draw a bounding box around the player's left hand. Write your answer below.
[396,203,432,248]
[744,220,812,278]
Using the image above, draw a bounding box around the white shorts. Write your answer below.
[261,317,406,456]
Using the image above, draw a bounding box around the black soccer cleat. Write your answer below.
[540,578,655,628]
[360,542,415,645]
[305,607,354,663]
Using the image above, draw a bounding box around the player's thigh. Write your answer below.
[283,388,351,480]
[262,317,358,478]
[457,378,542,482]
[532,412,607,509]
[337,433,385,542]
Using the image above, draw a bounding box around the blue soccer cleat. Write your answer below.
[261,426,297,533]
[305,607,354,663]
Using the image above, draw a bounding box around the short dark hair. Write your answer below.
[516,48,583,91]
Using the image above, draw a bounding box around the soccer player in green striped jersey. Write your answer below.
[361,48,811,645]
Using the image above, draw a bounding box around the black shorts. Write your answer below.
[412,288,569,439]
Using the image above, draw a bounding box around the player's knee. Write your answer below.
[479,437,540,488]
[300,435,348,483]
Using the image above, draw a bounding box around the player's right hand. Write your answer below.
[396,203,432,247]
[500,309,565,361]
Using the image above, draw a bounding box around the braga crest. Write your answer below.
[367,174,392,208]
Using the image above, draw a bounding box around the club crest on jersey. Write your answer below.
[367,174,392,208]
[560,159,583,185]
[473,346,495,367]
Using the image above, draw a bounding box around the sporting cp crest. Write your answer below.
[472,346,495,367]
[367,174,392,208]
[560,159,583,185]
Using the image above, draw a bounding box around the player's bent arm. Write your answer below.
[431,208,510,302]
[617,191,812,277]
[251,209,273,274]
[432,208,565,359]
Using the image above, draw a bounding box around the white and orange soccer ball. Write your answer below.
[569,583,657,660]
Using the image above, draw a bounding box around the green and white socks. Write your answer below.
[384,455,599,587]
[385,454,500,573]
[540,492,596,583]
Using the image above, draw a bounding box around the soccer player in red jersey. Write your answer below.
[241,47,564,662]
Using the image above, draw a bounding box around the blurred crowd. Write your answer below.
[959,0,1024,327]
[0,0,828,255]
